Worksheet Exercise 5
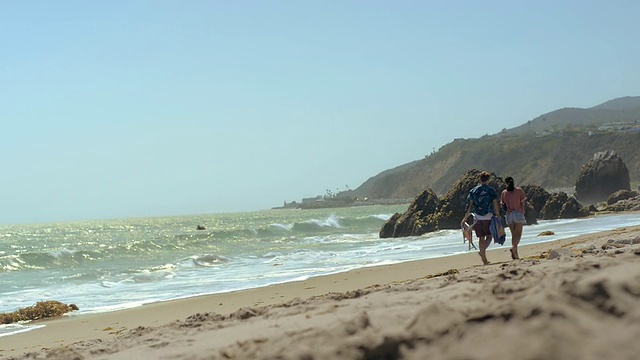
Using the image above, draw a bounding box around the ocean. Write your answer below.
[1,205,639,337]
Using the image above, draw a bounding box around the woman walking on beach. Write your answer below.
[463,171,502,265]
[500,176,527,259]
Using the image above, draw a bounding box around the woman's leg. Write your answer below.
[510,223,523,259]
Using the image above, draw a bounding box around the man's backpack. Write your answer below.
[468,184,496,216]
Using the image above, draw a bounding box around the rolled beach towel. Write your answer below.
[490,215,506,246]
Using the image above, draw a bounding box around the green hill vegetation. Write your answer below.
[347,96,640,200]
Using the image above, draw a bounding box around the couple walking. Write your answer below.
[462,171,526,265]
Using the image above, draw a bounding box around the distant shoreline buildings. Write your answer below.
[274,196,411,210]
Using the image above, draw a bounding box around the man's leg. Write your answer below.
[478,236,490,265]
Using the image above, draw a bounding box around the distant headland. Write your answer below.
[273,195,411,210]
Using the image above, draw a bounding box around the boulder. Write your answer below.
[379,213,401,238]
[539,192,589,219]
[379,188,439,238]
[520,184,550,225]
[559,197,590,218]
[540,192,569,220]
[393,188,439,237]
[606,189,639,205]
[521,185,551,215]
[523,202,538,225]
[601,195,640,212]
[575,150,631,205]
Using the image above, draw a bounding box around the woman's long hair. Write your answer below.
[505,176,515,192]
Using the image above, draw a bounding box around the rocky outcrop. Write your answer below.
[539,192,590,220]
[380,169,503,238]
[575,150,631,205]
[379,213,401,239]
[606,190,639,205]
[381,170,592,238]
[601,194,640,212]
[380,189,439,238]
[520,185,551,225]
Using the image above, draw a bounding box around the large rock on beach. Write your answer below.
[575,150,631,205]
[520,184,551,225]
[380,169,505,238]
[379,168,601,238]
[601,194,640,212]
[539,192,589,220]
[523,202,538,225]
[379,213,401,238]
[606,189,639,205]
[379,188,439,238]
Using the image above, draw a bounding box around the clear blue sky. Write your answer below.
[1,1,639,224]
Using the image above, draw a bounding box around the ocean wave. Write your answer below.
[190,254,229,267]
[338,214,392,228]
[269,223,294,231]
[0,249,104,272]
[164,214,390,243]
[291,215,343,232]
[369,213,396,221]
[173,254,230,268]
[0,323,46,338]
[129,270,175,283]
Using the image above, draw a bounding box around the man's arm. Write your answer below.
[493,199,501,216]
[462,200,473,224]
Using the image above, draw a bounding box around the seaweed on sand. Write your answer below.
[0,300,79,324]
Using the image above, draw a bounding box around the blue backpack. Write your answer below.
[467,184,497,216]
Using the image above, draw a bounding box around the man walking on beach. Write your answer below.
[463,171,502,265]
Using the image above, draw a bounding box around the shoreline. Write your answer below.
[2,224,640,358]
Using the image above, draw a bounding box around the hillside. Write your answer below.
[349,97,640,199]
[506,96,640,135]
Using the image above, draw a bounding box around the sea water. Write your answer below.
[1,205,639,337]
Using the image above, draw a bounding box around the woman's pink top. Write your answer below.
[501,187,526,213]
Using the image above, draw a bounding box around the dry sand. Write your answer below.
[2,225,640,360]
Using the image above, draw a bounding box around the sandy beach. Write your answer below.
[2,225,640,360]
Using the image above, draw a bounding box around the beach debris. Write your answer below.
[233,307,261,320]
[607,237,640,245]
[580,245,598,254]
[548,248,576,260]
[422,269,459,280]
[537,230,555,236]
[602,243,626,250]
[0,300,79,324]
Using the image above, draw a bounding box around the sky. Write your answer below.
[1,1,639,224]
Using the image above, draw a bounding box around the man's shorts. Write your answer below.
[506,211,526,225]
[474,220,491,237]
